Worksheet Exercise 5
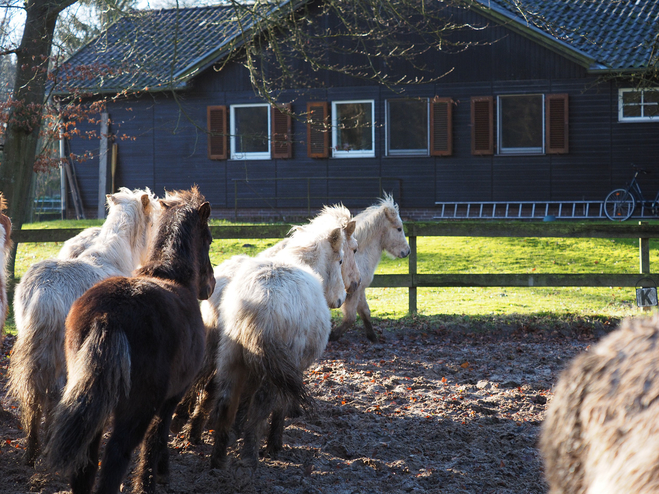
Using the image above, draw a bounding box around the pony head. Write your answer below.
[379,193,410,259]
[313,204,361,295]
[279,224,346,309]
[104,187,161,267]
[154,187,215,300]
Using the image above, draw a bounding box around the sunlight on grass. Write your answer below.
[7,222,655,337]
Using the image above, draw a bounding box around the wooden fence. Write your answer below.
[12,221,659,313]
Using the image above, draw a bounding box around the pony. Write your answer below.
[45,187,215,494]
[170,204,360,445]
[57,227,101,260]
[7,187,160,466]
[208,222,346,470]
[541,315,659,494]
[0,193,12,344]
[330,193,410,342]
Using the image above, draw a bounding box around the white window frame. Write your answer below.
[618,88,659,122]
[497,94,545,155]
[331,100,375,158]
[230,103,271,160]
[385,98,429,157]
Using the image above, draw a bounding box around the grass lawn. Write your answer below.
[6,220,655,335]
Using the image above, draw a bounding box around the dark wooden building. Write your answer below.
[55,0,659,220]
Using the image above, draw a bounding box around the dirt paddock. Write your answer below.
[0,317,612,493]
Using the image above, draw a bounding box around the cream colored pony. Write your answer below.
[8,188,160,466]
[330,193,410,342]
[209,221,345,470]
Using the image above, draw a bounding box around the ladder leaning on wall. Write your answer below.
[433,201,609,220]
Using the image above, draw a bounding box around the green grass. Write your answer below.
[5,220,655,336]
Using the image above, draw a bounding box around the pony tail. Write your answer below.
[244,338,311,411]
[45,321,132,476]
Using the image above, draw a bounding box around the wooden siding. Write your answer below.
[64,6,659,216]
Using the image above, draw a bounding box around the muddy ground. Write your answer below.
[0,317,616,493]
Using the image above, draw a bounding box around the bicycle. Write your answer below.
[604,166,659,221]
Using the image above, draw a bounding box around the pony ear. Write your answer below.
[344,220,356,237]
[384,206,397,223]
[140,194,151,213]
[329,227,343,252]
[158,199,171,210]
[198,202,211,222]
[106,194,117,206]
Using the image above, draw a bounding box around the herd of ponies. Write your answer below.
[0,187,659,492]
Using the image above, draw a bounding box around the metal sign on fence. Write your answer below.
[636,286,658,307]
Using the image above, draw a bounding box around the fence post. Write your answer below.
[409,234,417,314]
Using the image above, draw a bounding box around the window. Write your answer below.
[230,104,271,160]
[386,99,428,156]
[619,88,659,122]
[497,94,544,155]
[331,100,375,158]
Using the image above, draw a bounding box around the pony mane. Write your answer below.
[353,193,400,245]
[139,186,208,281]
[0,193,7,213]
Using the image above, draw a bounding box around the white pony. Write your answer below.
[0,194,11,343]
[171,204,360,444]
[7,187,160,466]
[56,226,101,260]
[209,223,346,470]
[330,193,410,342]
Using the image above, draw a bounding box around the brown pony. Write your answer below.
[45,187,215,494]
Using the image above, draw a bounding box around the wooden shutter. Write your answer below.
[307,101,329,158]
[207,106,227,160]
[471,96,493,155]
[272,103,292,159]
[546,94,569,154]
[430,97,453,156]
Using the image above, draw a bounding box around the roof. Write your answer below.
[470,0,659,72]
[55,0,659,95]
[53,2,295,95]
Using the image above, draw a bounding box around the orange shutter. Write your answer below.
[546,94,569,154]
[430,97,453,156]
[207,106,227,160]
[272,103,292,159]
[307,102,329,158]
[471,96,493,155]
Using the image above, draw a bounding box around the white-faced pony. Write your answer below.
[7,187,160,465]
[330,193,410,342]
[208,222,346,470]
[171,204,360,445]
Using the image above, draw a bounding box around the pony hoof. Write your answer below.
[365,331,380,343]
[170,415,186,434]
[210,456,228,470]
[328,330,342,342]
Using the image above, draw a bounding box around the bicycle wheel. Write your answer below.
[604,188,635,221]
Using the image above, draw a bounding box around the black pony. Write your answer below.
[45,187,215,494]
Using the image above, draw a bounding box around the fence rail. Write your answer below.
[12,221,659,313]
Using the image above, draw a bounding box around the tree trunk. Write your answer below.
[0,0,77,279]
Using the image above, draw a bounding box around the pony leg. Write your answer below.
[329,290,359,341]
[186,372,218,444]
[134,396,180,493]
[242,385,277,469]
[265,407,286,458]
[69,432,102,494]
[95,412,154,494]
[356,291,378,342]
[170,387,197,434]
[210,374,247,470]
[23,402,42,466]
